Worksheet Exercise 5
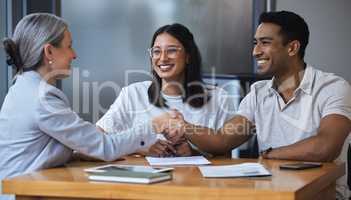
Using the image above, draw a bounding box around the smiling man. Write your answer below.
[187,11,351,161]
[187,10,351,160]
[181,10,351,198]
[246,10,351,161]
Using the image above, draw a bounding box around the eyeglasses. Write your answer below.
[148,46,182,59]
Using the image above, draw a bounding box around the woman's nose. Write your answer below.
[159,50,169,61]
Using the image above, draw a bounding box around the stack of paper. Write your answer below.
[146,156,211,166]
[199,163,271,178]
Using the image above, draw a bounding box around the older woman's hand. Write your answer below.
[152,110,186,145]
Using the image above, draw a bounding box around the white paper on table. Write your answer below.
[146,156,211,166]
[199,163,271,178]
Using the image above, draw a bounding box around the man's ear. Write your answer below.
[43,43,54,61]
[288,40,301,57]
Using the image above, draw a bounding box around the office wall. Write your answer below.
[276,0,351,82]
[0,0,7,105]
[61,0,258,122]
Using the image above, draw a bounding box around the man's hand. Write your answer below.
[152,110,186,144]
[164,110,186,144]
[152,112,170,133]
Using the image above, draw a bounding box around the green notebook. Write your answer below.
[88,169,172,184]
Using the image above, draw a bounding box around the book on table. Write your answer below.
[86,164,173,184]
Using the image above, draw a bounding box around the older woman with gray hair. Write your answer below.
[0,13,176,198]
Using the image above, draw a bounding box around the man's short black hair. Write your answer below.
[259,10,309,59]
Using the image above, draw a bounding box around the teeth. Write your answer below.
[159,65,172,70]
[257,60,268,64]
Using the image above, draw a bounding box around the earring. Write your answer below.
[49,60,53,64]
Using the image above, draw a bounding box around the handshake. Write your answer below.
[150,110,192,157]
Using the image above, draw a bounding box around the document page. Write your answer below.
[199,163,271,178]
[146,156,211,166]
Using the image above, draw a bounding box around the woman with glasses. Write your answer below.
[97,23,236,157]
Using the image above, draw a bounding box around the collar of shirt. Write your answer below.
[21,71,71,107]
[20,70,42,82]
[161,92,183,102]
[298,65,314,95]
[265,65,315,99]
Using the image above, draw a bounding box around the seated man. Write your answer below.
[186,10,351,161]
[175,10,351,198]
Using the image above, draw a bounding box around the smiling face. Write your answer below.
[151,33,188,82]
[253,23,290,76]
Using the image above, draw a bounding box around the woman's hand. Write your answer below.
[147,139,177,157]
[174,141,192,156]
[152,112,175,133]
[152,110,186,145]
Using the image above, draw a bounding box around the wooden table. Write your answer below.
[2,156,344,200]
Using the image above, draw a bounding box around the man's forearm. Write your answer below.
[264,115,351,162]
[264,136,338,162]
[184,118,252,155]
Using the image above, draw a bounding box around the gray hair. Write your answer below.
[2,13,67,73]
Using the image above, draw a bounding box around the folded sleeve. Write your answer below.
[321,80,351,121]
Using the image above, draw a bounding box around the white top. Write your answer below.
[97,81,236,141]
[0,72,157,182]
[237,65,351,151]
